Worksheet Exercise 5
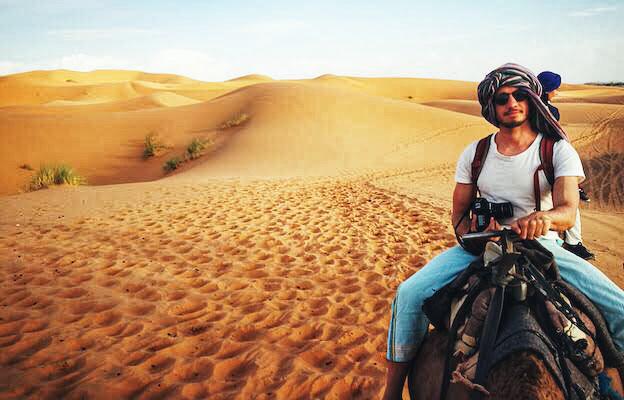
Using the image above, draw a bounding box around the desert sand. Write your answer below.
[0,70,622,399]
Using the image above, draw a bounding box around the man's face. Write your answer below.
[494,86,530,128]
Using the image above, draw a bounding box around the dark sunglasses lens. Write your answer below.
[494,93,509,105]
[494,90,529,105]
[513,90,529,102]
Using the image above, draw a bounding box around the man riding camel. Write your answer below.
[382,63,624,399]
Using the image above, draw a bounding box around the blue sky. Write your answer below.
[0,0,621,83]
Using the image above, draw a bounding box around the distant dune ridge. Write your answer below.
[0,69,492,195]
[0,69,622,202]
[0,69,622,399]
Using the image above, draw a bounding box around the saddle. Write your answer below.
[422,232,624,400]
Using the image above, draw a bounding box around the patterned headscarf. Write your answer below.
[477,63,568,141]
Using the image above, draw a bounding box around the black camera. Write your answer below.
[471,197,514,232]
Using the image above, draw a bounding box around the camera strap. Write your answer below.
[454,209,470,246]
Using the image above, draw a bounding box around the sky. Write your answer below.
[0,0,622,83]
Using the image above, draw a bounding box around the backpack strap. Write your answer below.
[456,134,493,247]
[471,134,494,186]
[540,135,556,186]
[533,135,556,211]
[455,134,493,248]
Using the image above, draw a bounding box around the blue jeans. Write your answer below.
[386,238,624,362]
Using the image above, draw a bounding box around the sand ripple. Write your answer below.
[0,178,455,399]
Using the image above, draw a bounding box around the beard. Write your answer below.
[500,119,525,128]
[500,113,528,128]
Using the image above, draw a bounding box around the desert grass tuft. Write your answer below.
[143,132,167,159]
[163,157,182,173]
[219,113,249,130]
[29,165,85,191]
[186,138,208,160]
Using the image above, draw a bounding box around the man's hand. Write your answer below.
[509,211,552,240]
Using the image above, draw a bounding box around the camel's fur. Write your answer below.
[408,329,623,400]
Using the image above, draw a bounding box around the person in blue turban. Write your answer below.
[538,70,595,260]
[537,71,562,121]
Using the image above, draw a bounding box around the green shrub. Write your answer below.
[163,157,182,173]
[186,138,207,160]
[143,133,166,159]
[29,165,85,191]
[219,113,249,130]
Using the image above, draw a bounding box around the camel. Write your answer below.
[405,232,624,399]
[408,328,624,400]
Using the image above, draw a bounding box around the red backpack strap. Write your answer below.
[471,134,493,185]
[533,135,556,211]
[540,135,556,186]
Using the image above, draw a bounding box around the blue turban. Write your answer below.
[537,71,562,93]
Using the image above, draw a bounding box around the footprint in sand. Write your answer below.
[174,358,214,383]
[299,348,336,371]
[229,326,261,342]
[126,302,155,317]
[213,357,257,383]
[93,311,122,327]
[57,287,88,299]
[214,340,248,359]
[37,357,86,382]
[329,304,352,319]
[143,354,176,374]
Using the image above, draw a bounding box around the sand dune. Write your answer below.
[167,81,490,181]
[0,69,622,399]
[0,79,137,107]
[0,70,248,107]
[0,75,493,196]
[556,85,624,105]
[3,69,202,85]
[421,99,482,118]
[44,92,201,110]
[308,75,478,104]
[227,74,273,82]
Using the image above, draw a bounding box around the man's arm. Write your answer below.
[510,176,580,240]
[452,183,477,236]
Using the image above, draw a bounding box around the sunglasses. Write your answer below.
[493,89,530,106]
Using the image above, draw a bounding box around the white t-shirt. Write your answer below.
[455,132,585,239]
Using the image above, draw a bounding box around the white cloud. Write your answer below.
[47,28,158,40]
[0,60,26,76]
[568,6,617,17]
